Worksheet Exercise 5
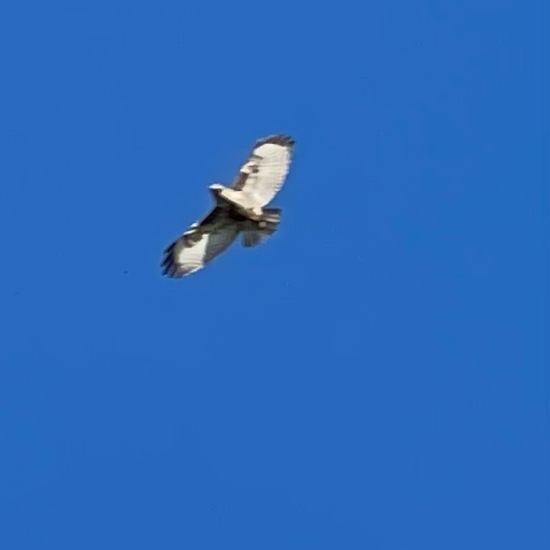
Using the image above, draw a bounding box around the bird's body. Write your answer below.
[161,134,294,278]
[208,184,264,220]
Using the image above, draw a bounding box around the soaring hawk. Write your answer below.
[161,134,294,277]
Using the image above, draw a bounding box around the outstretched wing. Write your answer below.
[161,208,240,277]
[231,134,294,207]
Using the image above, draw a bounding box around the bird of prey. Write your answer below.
[161,134,294,277]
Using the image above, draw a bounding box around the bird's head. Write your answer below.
[209,183,224,195]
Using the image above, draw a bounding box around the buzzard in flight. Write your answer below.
[161,134,294,277]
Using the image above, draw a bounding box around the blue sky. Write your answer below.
[0,1,548,548]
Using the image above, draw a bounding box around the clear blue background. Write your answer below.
[1,1,548,548]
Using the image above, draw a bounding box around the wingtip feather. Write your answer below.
[256,134,295,148]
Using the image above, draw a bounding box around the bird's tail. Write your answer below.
[241,208,282,247]
[259,207,282,232]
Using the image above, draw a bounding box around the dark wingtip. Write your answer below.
[257,134,295,148]
[160,240,181,278]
